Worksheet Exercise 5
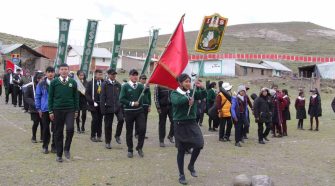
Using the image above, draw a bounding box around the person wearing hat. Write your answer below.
[308,88,322,131]
[154,84,174,147]
[3,68,14,104]
[24,73,44,143]
[171,73,206,185]
[207,82,218,131]
[86,69,104,142]
[231,85,249,147]
[253,88,273,144]
[12,68,23,107]
[100,69,124,149]
[216,82,233,142]
[119,69,147,158]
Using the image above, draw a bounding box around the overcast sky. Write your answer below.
[1,0,334,44]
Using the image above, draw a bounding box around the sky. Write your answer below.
[1,0,334,45]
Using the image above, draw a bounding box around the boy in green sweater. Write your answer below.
[49,63,79,162]
[119,69,146,158]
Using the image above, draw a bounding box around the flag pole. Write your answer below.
[137,14,186,102]
[187,53,206,116]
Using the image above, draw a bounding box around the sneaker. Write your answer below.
[259,141,265,144]
[96,137,103,142]
[219,138,226,142]
[235,142,242,147]
[264,137,270,141]
[64,151,70,160]
[81,126,85,133]
[90,137,97,142]
[31,137,37,143]
[137,149,144,158]
[42,148,49,154]
[56,156,63,163]
[159,142,165,147]
[179,174,187,185]
[167,136,174,143]
[115,136,122,144]
[127,152,133,158]
[105,143,112,149]
[188,165,198,177]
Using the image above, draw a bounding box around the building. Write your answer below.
[235,61,272,77]
[186,59,236,77]
[119,56,157,73]
[259,60,292,76]
[298,62,335,79]
[0,43,51,72]
[35,44,57,63]
[66,45,112,72]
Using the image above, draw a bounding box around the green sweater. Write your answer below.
[142,86,151,107]
[171,88,207,121]
[207,88,216,104]
[119,82,145,111]
[48,77,79,113]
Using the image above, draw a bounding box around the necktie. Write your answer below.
[63,78,66,83]
[133,83,136,88]
[97,81,101,94]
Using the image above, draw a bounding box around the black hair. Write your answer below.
[299,91,304,96]
[95,69,103,74]
[58,63,69,68]
[282,89,288,96]
[177,73,190,83]
[209,82,217,89]
[45,66,55,72]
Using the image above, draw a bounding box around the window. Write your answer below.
[251,68,254,72]
[102,58,105,62]
[261,69,264,75]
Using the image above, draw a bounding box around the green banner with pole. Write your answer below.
[110,24,125,70]
[80,20,99,76]
[141,29,159,75]
[54,18,71,70]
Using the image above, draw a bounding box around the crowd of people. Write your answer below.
[0,65,329,185]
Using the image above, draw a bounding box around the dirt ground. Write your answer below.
[0,78,334,186]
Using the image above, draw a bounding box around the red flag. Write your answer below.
[6,60,15,71]
[148,15,188,89]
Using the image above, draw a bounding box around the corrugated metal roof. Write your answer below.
[70,45,111,58]
[316,62,335,79]
[260,60,292,72]
[0,44,24,54]
[236,61,271,69]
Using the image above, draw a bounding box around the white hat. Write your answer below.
[222,82,233,91]
[269,89,276,96]
[237,85,246,93]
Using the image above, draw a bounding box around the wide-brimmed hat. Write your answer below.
[222,82,233,91]
[237,85,246,93]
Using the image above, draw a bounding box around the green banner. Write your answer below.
[141,29,159,75]
[54,18,71,70]
[110,24,124,70]
[80,20,99,76]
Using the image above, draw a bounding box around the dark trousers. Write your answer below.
[257,122,271,142]
[282,119,288,135]
[91,110,103,138]
[31,113,43,140]
[177,145,201,176]
[54,109,75,157]
[297,119,304,129]
[234,114,245,143]
[23,92,28,111]
[125,110,146,152]
[219,117,232,139]
[310,116,319,129]
[104,111,124,144]
[42,112,56,150]
[5,85,13,103]
[0,85,2,96]
[196,111,204,125]
[135,106,149,136]
[76,109,87,131]
[13,86,22,106]
[158,106,174,142]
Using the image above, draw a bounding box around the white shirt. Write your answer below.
[108,79,115,84]
[9,73,13,84]
[128,80,137,89]
[59,76,69,83]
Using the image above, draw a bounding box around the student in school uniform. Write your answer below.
[100,69,124,149]
[3,68,14,104]
[12,68,23,107]
[48,63,79,162]
[308,88,322,131]
[76,70,88,133]
[295,91,307,130]
[170,73,207,185]
[119,69,147,158]
[207,82,218,131]
[86,70,104,142]
[282,89,291,136]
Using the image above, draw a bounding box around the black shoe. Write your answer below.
[77,128,81,134]
[42,148,49,154]
[243,136,248,139]
[127,152,133,158]
[235,142,242,147]
[264,137,270,141]
[179,174,187,185]
[188,165,198,177]
[137,149,144,158]
[105,143,112,149]
[315,128,319,131]
[81,126,85,133]
[219,138,226,142]
[96,137,103,142]
[309,128,313,131]
[64,151,70,160]
[115,136,122,144]
[240,139,245,143]
[167,136,175,143]
[31,137,37,143]
[225,137,231,142]
[144,136,149,139]
[90,137,97,142]
[259,141,265,144]
[51,147,57,153]
[56,156,63,163]
[160,142,165,147]
[14,105,17,107]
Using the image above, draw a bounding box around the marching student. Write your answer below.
[270,85,286,137]
[308,88,322,131]
[282,89,291,136]
[100,69,124,149]
[3,68,14,104]
[119,69,147,158]
[231,85,249,147]
[171,73,206,185]
[48,63,79,162]
[216,82,233,142]
[22,70,32,112]
[253,88,273,144]
[154,84,174,147]
[196,79,206,127]
[243,86,253,139]
[207,82,218,131]
[24,73,44,143]
[295,91,307,130]
[76,70,88,133]
[86,70,104,142]
[36,66,56,154]
[12,68,23,107]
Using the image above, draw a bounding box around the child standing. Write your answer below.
[308,88,322,131]
[295,91,306,130]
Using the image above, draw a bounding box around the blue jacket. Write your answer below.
[35,78,50,112]
[231,96,249,122]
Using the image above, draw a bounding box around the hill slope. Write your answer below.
[0,32,52,48]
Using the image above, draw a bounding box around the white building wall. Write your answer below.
[66,49,81,66]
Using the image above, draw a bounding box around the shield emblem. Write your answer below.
[195,13,228,53]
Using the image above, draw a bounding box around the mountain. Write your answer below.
[98,22,335,56]
[0,32,53,48]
